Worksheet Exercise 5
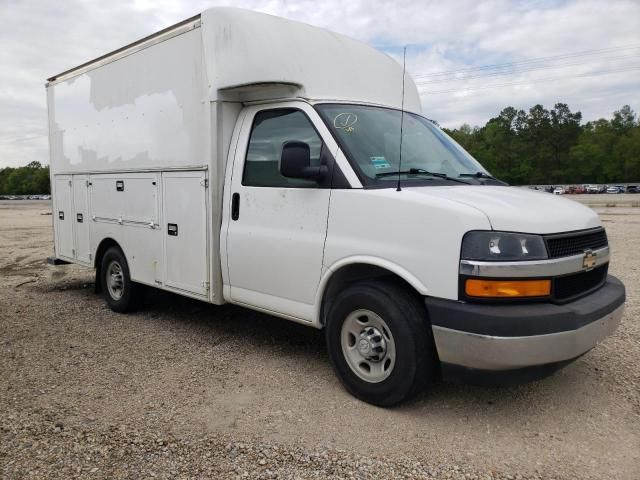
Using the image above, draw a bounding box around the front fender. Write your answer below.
[313,255,430,325]
[320,188,492,317]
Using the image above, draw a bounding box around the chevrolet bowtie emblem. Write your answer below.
[583,249,597,270]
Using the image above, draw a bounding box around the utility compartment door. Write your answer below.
[54,175,74,259]
[89,173,158,225]
[72,175,91,263]
[88,172,162,287]
[162,171,208,296]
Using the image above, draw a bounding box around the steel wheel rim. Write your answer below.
[340,309,396,383]
[106,260,124,300]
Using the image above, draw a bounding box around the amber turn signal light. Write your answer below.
[465,279,551,298]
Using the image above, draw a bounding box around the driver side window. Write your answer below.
[243,109,323,187]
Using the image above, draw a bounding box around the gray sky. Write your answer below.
[1,0,639,168]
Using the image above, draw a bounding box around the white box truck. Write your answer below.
[46,7,625,406]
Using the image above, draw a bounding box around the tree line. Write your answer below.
[444,104,640,185]
[0,161,50,195]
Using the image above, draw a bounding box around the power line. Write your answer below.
[410,44,640,79]
[417,64,640,95]
[413,52,640,85]
[0,134,48,146]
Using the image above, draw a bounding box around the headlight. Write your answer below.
[461,231,548,261]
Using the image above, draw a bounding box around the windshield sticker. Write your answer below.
[370,156,391,169]
[333,113,357,133]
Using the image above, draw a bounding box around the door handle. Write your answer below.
[231,193,240,221]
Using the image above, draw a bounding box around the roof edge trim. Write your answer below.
[46,14,201,86]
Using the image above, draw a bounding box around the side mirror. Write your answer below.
[280,141,326,181]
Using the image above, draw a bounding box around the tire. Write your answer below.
[100,246,140,313]
[325,280,437,407]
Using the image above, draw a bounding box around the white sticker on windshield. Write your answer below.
[370,156,391,169]
[333,113,358,133]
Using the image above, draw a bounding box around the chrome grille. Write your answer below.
[545,228,608,259]
[553,264,608,302]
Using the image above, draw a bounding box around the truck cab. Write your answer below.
[46,8,625,406]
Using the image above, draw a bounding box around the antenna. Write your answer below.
[396,46,407,192]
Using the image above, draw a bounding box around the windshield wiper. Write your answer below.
[459,171,497,180]
[376,168,471,184]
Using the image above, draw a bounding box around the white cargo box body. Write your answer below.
[46,7,419,303]
[47,16,218,300]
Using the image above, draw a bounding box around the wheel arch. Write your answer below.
[315,257,429,327]
[93,237,125,293]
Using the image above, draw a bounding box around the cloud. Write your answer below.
[0,0,638,167]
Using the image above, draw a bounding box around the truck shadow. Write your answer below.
[138,285,581,413]
[46,277,598,418]
[140,285,327,357]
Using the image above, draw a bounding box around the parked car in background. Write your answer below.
[606,186,623,194]
[586,185,599,194]
[626,185,639,193]
[553,186,565,195]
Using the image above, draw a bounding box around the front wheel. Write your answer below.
[101,247,140,313]
[325,280,437,407]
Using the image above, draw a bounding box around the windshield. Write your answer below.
[315,104,489,186]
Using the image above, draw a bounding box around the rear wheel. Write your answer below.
[101,247,140,313]
[325,280,437,407]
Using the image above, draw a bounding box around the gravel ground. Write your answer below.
[1,200,639,479]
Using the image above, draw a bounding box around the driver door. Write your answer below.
[224,103,337,321]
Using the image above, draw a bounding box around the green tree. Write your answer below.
[448,103,639,185]
[0,162,50,195]
[611,105,636,132]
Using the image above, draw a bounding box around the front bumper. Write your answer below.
[425,275,625,373]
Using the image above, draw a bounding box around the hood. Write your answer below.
[405,185,601,234]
